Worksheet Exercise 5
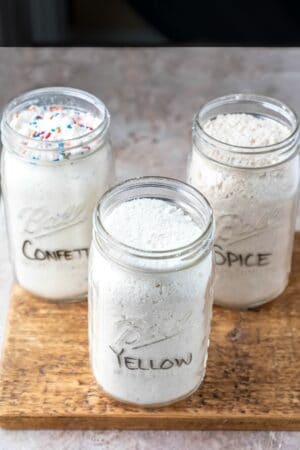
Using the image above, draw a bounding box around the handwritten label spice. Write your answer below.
[189,106,299,308]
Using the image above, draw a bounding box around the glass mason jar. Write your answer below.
[89,177,215,407]
[1,87,114,301]
[188,93,300,309]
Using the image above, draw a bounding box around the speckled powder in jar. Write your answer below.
[188,94,300,308]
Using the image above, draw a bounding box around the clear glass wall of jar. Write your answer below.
[188,93,300,309]
[89,177,215,407]
[1,87,114,301]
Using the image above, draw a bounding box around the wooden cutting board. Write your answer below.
[0,235,300,430]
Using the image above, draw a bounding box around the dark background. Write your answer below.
[1,0,300,46]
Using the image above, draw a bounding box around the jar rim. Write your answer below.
[93,176,214,267]
[193,93,299,154]
[1,86,110,151]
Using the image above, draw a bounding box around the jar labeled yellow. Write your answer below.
[89,177,215,406]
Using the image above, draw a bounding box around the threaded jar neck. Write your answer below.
[93,176,215,273]
[1,86,110,164]
[193,93,299,169]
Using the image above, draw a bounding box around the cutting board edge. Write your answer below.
[1,414,300,431]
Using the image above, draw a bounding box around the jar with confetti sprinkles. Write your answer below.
[1,87,114,301]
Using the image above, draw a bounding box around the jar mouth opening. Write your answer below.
[1,86,110,151]
[94,176,214,260]
[194,93,299,154]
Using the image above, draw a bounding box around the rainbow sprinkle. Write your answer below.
[11,104,99,142]
[10,103,101,163]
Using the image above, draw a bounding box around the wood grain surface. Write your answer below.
[0,235,300,430]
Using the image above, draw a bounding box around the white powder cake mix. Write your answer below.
[203,113,291,147]
[89,196,214,406]
[1,89,113,300]
[189,111,299,308]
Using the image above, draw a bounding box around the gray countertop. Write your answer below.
[0,47,300,449]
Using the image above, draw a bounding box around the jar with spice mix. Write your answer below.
[188,93,300,308]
